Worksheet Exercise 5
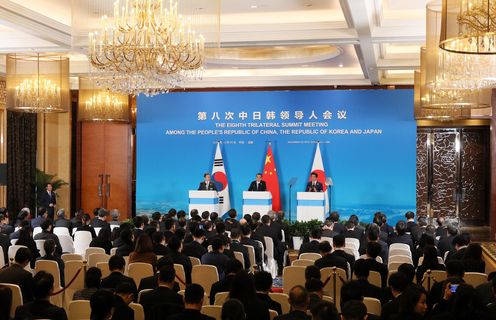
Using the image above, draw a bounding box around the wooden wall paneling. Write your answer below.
[81,122,105,212]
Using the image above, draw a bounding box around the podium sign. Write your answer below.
[242,191,272,216]
[296,192,325,221]
[188,190,219,216]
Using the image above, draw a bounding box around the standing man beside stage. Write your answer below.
[248,173,267,191]
[198,173,217,191]
[40,183,57,219]
[306,172,323,192]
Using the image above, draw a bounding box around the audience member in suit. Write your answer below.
[240,224,264,269]
[129,233,157,265]
[109,209,122,227]
[168,236,192,283]
[388,220,414,252]
[169,284,215,320]
[363,242,388,290]
[435,217,448,239]
[132,215,146,240]
[111,283,135,320]
[381,272,409,320]
[90,289,115,320]
[306,172,324,192]
[162,218,176,240]
[31,207,48,229]
[53,208,72,234]
[342,220,363,240]
[207,222,229,247]
[298,228,322,257]
[209,259,243,305]
[139,265,184,320]
[314,241,348,275]
[412,216,428,244]
[255,215,286,274]
[151,231,172,256]
[427,260,465,310]
[14,208,30,228]
[329,234,355,277]
[366,225,389,265]
[89,227,113,254]
[0,211,14,235]
[379,213,395,238]
[405,211,417,233]
[309,301,339,320]
[349,215,365,235]
[248,173,267,191]
[273,285,311,320]
[138,256,180,292]
[445,233,470,263]
[73,267,102,301]
[201,238,230,279]
[34,219,63,257]
[91,208,111,231]
[305,278,324,311]
[198,173,218,191]
[36,239,65,286]
[321,220,339,238]
[182,228,207,259]
[225,209,240,231]
[437,224,458,257]
[230,228,250,270]
[474,275,496,309]
[40,183,57,219]
[14,271,67,320]
[76,213,97,238]
[229,271,270,320]
[101,255,137,296]
[342,300,369,320]
[462,242,485,273]
[115,228,135,257]
[0,247,34,302]
[70,209,84,230]
[254,271,283,315]
[416,244,446,283]
[0,230,9,265]
[353,259,384,303]
[328,211,345,234]
[16,227,40,268]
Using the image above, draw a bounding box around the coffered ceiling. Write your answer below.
[0,0,428,88]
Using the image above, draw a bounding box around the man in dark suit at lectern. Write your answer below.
[248,173,266,191]
[198,173,217,191]
[306,172,323,192]
[40,183,57,219]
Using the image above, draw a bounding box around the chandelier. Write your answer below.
[78,78,129,122]
[6,54,70,113]
[440,0,496,54]
[88,0,205,96]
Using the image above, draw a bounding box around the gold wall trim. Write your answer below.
[417,119,491,127]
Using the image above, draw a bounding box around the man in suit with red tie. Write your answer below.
[198,173,217,191]
[248,173,267,191]
[40,183,57,219]
[306,172,323,192]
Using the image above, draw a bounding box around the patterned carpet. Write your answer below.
[481,242,496,261]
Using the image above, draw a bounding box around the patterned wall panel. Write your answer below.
[431,131,458,219]
[416,131,429,216]
[460,129,488,221]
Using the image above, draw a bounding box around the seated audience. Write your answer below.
[76,213,97,238]
[90,289,115,320]
[101,255,137,295]
[353,258,384,302]
[168,236,192,283]
[240,224,264,268]
[431,283,491,320]
[435,217,447,239]
[202,238,230,279]
[445,233,470,263]
[321,219,339,238]
[230,228,250,270]
[31,207,48,229]
[330,234,355,276]
[254,270,282,315]
[305,278,324,310]
[37,239,65,286]
[343,220,363,240]
[314,241,348,275]
[310,300,339,320]
[274,285,311,320]
[438,224,458,257]
[225,208,240,231]
[168,283,215,320]
[416,245,446,283]
[0,210,14,235]
[366,225,389,264]
[14,271,67,320]
[363,241,388,289]
[462,242,485,273]
[427,260,466,310]
[210,259,243,305]
[151,231,171,256]
[382,272,409,320]
[0,247,34,302]
[182,228,207,259]
[395,285,428,319]
[129,233,157,265]
[16,227,40,268]
[54,208,72,233]
[138,255,180,292]
[115,228,135,257]
[398,263,416,285]
[299,228,322,256]
[0,284,12,320]
[222,299,246,320]
[229,271,270,320]
[389,220,414,252]
[341,300,367,320]
[34,219,63,257]
[474,273,496,309]
[111,283,134,320]
[92,208,111,229]
[89,227,113,254]
[73,267,102,300]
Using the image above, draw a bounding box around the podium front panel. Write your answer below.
[242,191,272,216]
[188,190,219,216]
[296,192,325,222]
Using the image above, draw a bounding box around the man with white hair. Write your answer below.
[54,208,72,233]
[110,209,121,226]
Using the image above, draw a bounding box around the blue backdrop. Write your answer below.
[137,89,416,224]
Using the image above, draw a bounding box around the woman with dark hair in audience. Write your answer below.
[73,267,102,301]
[431,283,491,320]
[89,227,112,254]
[413,233,436,267]
[394,284,428,320]
[116,228,135,257]
[462,243,485,273]
[129,233,157,265]
[222,299,246,320]
[416,245,446,283]
[228,271,270,320]
[16,227,40,268]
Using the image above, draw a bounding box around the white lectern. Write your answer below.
[242,191,272,216]
[296,192,325,221]
[188,190,219,215]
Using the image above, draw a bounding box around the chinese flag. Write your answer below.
[263,144,281,211]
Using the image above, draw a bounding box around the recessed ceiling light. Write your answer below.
[250,4,258,9]
[338,64,343,68]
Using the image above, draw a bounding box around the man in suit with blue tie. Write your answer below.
[306,172,323,192]
[248,173,266,191]
[40,183,57,219]
[198,173,217,191]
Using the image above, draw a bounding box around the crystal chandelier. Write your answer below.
[78,77,129,122]
[88,0,205,96]
[440,0,496,54]
[6,54,70,113]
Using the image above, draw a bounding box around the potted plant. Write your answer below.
[288,221,307,250]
